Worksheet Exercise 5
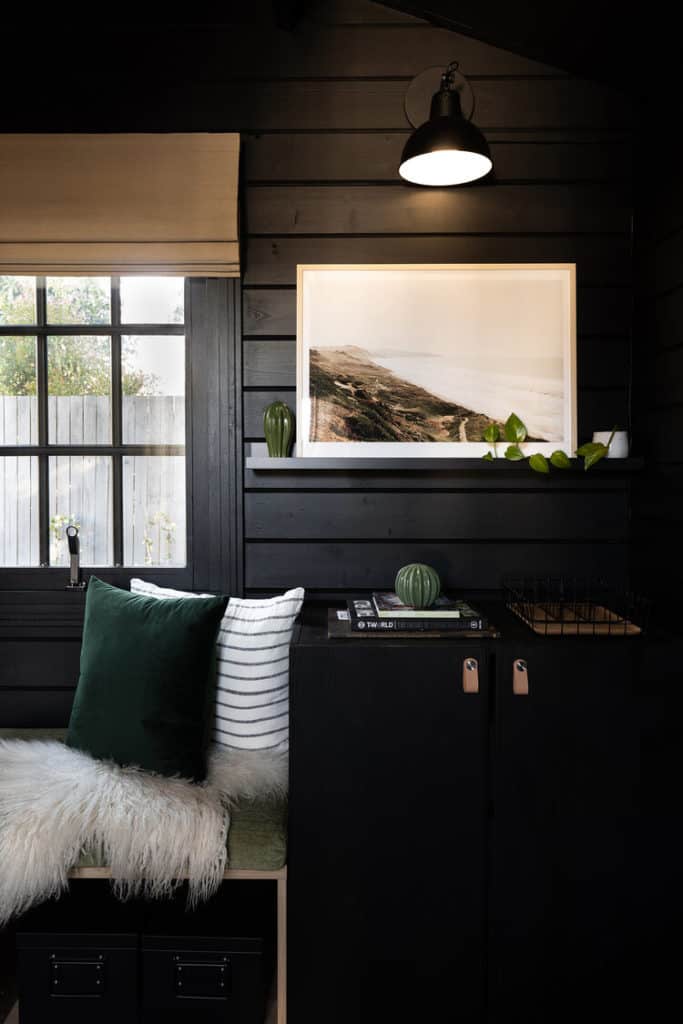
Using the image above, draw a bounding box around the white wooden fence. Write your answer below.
[0,396,186,567]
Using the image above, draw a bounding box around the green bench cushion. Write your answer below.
[0,729,287,871]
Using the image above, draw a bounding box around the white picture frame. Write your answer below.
[296,264,577,458]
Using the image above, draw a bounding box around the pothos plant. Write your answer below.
[482,413,616,474]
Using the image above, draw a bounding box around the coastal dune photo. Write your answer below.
[298,265,576,458]
[309,345,502,443]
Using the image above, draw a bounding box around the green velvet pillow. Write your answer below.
[66,576,227,781]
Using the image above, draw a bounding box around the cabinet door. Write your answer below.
[490,640,644,1023]
[288,642,488,1024]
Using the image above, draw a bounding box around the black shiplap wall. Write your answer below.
[627,152,683,980]
[237,0,633,595]
[0,0,634,607]
[632,166,683,617]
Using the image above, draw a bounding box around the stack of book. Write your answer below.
[346,592,488,633]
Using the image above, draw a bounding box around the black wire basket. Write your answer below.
[503,577,651,637]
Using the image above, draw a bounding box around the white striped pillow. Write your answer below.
[130,581,304,752]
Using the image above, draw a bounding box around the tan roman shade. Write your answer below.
[0,133,240,276]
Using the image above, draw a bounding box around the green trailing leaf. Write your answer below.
[504,444,525,461]
[576,441,603,457]
[576,440,609,470]
[550,449,572,469]
[583,445,608,470]
[504,412,527,444]
[528,453,550,474]
[484,411,621,477]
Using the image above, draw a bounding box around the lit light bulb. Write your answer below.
[399,149,493,186]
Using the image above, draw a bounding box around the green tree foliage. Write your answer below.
[0,276,35,327]
[47,277,110,326]
[0,277,159,396]
[0,337,36,395]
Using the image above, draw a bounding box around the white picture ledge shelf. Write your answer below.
[245,456,644,472]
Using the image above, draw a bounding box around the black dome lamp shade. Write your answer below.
[399,62,493,186]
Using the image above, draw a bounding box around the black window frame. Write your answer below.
[0,276,242,645]
[0,276,242,614]
[0,274,193,589]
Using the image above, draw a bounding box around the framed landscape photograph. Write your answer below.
[296,264,577,458]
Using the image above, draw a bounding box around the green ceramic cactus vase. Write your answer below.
[263,400,294,457]
[394,562,441,609]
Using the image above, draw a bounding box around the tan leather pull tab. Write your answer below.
[513,658,529,695]
[463,657,479,694]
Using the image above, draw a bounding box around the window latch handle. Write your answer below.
[65,525,87,591]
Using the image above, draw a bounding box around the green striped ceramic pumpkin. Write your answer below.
[394,563,441,609]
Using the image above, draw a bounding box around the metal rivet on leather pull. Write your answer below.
[463,657,479,694]
[513,658,529,695]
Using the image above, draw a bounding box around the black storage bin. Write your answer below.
[14,882,272,1023]
[141,934,265,1023]
[16,931,139,1024]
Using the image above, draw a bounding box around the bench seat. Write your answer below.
[0,729,287,872]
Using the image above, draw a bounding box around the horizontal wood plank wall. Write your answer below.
[0,638,80,727]
[238,0,633,596]
[631,166,683,618]
[0,0,634,723]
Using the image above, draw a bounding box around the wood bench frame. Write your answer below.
[7,867,287,1024]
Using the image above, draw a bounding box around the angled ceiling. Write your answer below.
[378,1,680,100]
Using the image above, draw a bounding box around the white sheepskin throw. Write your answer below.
[0,739,287,926]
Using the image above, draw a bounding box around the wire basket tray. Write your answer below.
[504,577,650,637]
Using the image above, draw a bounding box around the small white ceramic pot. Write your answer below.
[592,430,629,458]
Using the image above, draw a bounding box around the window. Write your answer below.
[0,276,187,570]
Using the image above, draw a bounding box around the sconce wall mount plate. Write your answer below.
[404,65,475,127]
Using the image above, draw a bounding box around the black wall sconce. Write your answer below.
[399,61,493,186]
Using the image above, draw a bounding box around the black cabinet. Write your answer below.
[288,617,489,1024]
[489,634,644,1023]
[289,606,658,1023]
